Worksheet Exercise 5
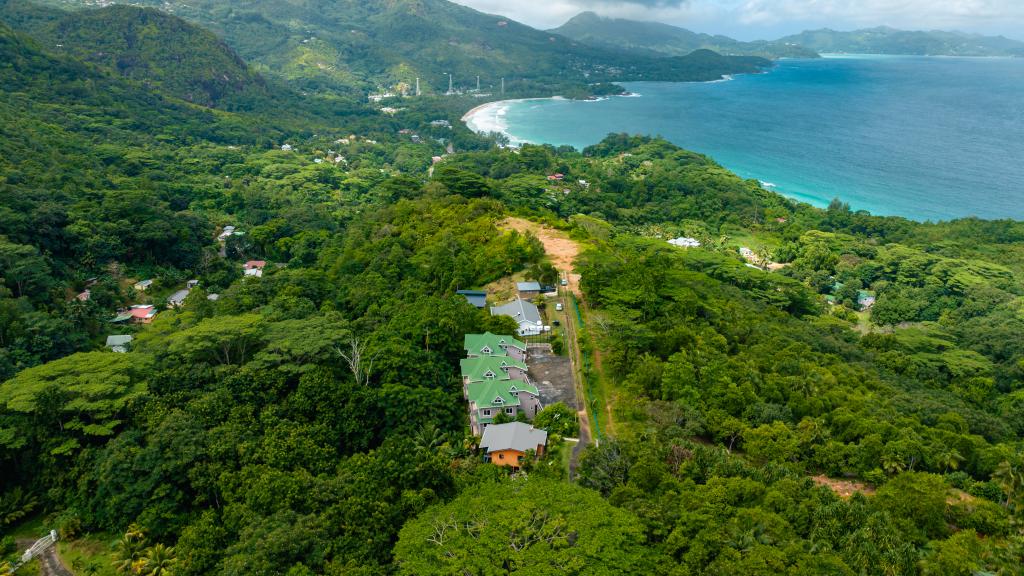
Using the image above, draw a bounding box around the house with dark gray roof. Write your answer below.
[479,422,548,468]
[167,289,190,308]
[516,281,542,297]
[456,289,487,308]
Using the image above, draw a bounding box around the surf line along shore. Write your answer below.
[460,97,572,145]
[460,91,640,146]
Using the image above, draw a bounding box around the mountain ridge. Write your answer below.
[16,0,773,96]
[551,11,819,59]
[777,26,1024,57]
[21,4,267,108]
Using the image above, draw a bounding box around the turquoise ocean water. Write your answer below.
[466,55,1024,221]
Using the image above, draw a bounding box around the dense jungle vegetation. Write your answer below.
[0,2,1022,575]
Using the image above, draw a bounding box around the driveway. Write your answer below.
[528,348,577,410]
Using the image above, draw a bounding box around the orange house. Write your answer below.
[480,422,548,469]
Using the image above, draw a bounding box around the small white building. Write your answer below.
[281,144,293,151]
[668,237,701,248]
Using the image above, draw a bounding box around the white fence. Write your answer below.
[13,530,57,572]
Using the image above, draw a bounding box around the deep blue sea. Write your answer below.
[466,55,1024,221]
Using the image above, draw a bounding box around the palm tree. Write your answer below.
[937,447,964,472]
[992,458,1021,511]
[880,452,905,475]
[414,423,446,451]
[140,543,176,576]
[112,525,147,575]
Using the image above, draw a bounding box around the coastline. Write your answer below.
[459,63,777,144]
[462,97,569,145]
[460,102,498,123]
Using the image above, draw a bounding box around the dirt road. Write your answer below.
[15,539,72,576]
[500,218,582,295]
[500,217,595,477]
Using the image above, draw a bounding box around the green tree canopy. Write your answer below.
[394,478,656,574]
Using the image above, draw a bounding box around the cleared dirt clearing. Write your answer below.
[500,217,582,294]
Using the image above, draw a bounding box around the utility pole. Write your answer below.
[446,73,453,95]
[476,75,480,91]
[415,77,420,96]
[501,77,505,95]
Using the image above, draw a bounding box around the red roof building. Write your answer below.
[243,260,267,270]
[129,305,157,324]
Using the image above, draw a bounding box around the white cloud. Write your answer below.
[451,0,1024,39]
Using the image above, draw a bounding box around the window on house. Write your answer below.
[505,407,514,414]
[498,453,504,460]
[481,346,491,354]
[483,409,491,416]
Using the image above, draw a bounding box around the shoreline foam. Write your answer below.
[460,71,753,143]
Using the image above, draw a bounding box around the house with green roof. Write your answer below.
[460,356,529,387]
[463,332,527,362]
[465,378,542,436]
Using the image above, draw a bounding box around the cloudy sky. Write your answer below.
[450,0,1024,40]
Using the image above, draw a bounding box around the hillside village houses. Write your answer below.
[166,280,198,308]
[668,237,701,248]
[461,333,542,436]
[133,279,154,292]
[217,225,242,242]
[243,260,267,277]
[110,304,158,324]
[105,335,133,353]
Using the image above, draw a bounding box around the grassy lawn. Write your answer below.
[5,514,48,540]
[559,438,577,477]
[4,516,117,576]
[722,226,783,252]
[569,294,617,440]
[58,533,118,576]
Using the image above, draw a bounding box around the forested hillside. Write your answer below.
[22,0,770,96]
[552,11,820,59]
[778,26,1024,57]
[3,3,266,108]
[0,6,1022,576]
